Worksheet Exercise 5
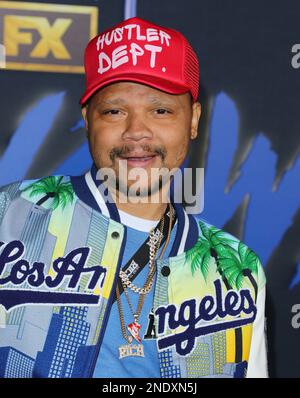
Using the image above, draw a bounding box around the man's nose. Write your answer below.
[122,113,153,141]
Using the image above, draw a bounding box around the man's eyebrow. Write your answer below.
[147,96,177,106]
[94,96,177,107]
[95,98,127,107]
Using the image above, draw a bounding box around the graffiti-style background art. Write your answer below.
[0,0,300,378]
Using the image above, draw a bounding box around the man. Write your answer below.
[0,17,267,378]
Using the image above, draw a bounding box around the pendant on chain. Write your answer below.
[119,321,145,359]
[128,320,142,343]
[119,342,145,359]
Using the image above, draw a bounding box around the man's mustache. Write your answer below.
[109,145,167,162]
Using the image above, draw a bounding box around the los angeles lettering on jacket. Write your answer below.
[0,239,257,359]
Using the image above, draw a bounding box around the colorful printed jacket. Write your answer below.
[0,165,267,378]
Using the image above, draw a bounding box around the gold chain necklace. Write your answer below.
[116,203,174,359]
[119,217,164,294]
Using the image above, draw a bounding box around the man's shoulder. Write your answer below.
[0,175,72,204]
[189,214,266,289]
[191,215,242,245]
[190,214,257,253]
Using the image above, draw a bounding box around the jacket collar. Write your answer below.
[70,163,199,256]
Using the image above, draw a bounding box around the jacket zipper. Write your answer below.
[88,226,127,377]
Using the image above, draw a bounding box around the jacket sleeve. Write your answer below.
[246,285,268,378]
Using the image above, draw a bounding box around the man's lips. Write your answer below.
[118,154,158,167]
[119,152,157,158]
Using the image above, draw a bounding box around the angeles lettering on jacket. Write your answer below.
[0,240,107,310]
[155,279,257,356]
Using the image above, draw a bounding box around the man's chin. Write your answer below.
[115,179,168,202]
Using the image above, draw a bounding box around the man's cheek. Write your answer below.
[174,142,189,163]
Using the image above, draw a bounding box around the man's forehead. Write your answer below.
[91,82,188,105]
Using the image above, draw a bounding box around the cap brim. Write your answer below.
[79,73,191,105]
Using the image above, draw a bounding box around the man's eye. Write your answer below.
[103,109,121,115]
[155,108,171,115]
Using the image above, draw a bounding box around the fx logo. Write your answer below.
[0,1,98,73]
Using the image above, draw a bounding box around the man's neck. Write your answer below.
[107,184,170,221]
[116,201,168,221]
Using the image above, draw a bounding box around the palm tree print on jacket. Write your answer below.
[185,220,260,364]
[186,221,258,293]
[22,176,74,210]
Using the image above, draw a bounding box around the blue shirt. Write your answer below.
[93,212,177,378]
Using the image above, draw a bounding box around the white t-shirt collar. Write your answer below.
[118,209,160,232]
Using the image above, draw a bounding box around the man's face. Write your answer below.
[82,81,201,198]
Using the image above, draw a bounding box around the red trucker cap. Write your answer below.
[80,17,200,105]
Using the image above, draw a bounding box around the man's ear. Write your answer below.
[190,102,201,140]
[81,105,89,131]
